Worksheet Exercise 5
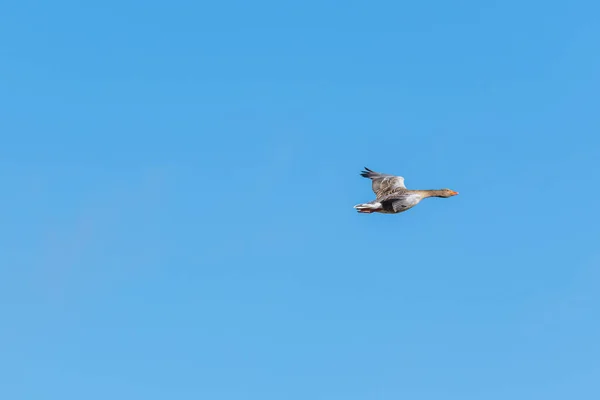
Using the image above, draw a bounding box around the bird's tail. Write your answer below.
[353,202,382,213]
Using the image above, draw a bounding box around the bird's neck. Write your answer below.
[414,190,446,198]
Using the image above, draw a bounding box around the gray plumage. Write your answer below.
[360,167,406,198]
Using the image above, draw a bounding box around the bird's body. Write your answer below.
[354,167,458,214]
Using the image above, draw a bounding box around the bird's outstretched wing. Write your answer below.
[360,167,406,198]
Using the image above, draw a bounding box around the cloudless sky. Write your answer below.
[2,1,600,399]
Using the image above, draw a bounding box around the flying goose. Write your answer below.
[354,167,458,214]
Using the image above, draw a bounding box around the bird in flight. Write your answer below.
[354,167,458,214]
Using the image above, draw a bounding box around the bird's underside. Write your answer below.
[355,192,423,214]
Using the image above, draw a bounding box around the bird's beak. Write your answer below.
[450,190,459,196]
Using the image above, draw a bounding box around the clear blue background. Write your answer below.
[2,1,599,399]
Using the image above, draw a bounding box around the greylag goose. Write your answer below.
[354,167,458,214]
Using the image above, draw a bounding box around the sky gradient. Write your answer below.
[2,1,599,399]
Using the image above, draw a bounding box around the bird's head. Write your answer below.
[440,189,459,197]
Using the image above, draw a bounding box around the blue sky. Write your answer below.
[1,1,599,399]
